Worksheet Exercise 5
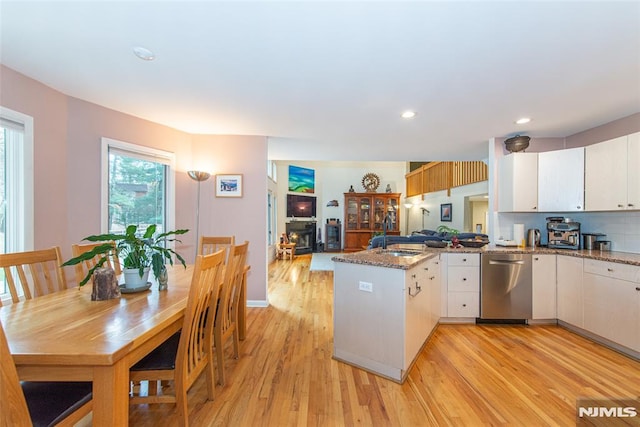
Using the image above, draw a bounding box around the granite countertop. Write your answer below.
[332,244,640,269]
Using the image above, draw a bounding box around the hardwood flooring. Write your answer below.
[129,254,640,426]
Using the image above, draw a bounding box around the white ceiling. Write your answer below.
[1,1,639,161]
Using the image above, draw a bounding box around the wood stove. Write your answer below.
[286,221,317,254]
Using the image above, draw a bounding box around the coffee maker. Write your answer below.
[547,217,580,249]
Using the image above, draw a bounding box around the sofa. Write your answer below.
[367,229,489,249]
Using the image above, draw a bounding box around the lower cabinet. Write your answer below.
[556,255,584,328]
[333,255,441,383]
[532,254,557,319]
[583,259,640,352]
[446,253,480,318]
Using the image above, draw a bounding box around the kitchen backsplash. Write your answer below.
[496,211,640,254]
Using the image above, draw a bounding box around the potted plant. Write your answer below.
[63,224,188,288]
[437,225,460,246]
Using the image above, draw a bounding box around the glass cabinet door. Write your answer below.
[387,197,399,231]
[374,197,385,230]
[359,197,371,229]
[346,197,358,230]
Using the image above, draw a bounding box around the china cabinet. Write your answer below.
[343,193,400,252]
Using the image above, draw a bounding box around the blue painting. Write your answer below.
[288,165,315,193]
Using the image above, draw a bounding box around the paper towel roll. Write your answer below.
[513,224,525,246]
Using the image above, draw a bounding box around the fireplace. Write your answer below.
[286,221,317,254]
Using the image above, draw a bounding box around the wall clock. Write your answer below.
[361,173,380,192]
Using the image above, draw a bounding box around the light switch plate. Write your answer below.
[358,281,373,292]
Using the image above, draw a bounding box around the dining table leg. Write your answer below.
[93,361,130,425]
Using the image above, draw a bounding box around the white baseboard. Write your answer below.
[247,300,269,308]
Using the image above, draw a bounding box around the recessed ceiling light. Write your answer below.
[133,46,155,61]
[515,117,531,125]
[401,111,417,119]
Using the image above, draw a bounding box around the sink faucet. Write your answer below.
[382,213,392,249]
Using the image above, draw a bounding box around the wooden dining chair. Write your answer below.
[198,236,235,263]
[214,241,249,386]
[0,247,67,304]
[70,241,122,284]
[129,249,226,427]
[0,320,93,427]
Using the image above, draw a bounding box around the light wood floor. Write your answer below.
[129,253,640,426]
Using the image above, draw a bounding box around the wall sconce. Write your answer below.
[188,170,211,257]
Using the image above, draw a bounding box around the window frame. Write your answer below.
[100,137,176,235]
[0,106,34,253]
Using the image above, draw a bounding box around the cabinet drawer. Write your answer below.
[447,292,479,317]
[583,259,640,283]
[448,267,479,291]
[447,253,480,267]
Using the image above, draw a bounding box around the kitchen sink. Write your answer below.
[379,250,422,257]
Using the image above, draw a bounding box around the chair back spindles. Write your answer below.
[0,247,67,304]
[71,241,121,286]
[199,236,235,263]
[214,241,249,385]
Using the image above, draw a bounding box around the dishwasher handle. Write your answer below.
[488,259,525,266]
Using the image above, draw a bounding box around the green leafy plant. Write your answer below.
[62,224,188,286]
[437,225,459,236]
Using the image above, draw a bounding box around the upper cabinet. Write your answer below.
[585,132,640,211]
[538,147,584,212]
[498,153,538,212]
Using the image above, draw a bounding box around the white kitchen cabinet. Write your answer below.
[532,254,557,320]
[556,255,583,327]
[423,256,442,330]
[585,133,639,211]
[446,253,480,318]
[583,259,640,352]
[498,152,538,212]
[627,132,640,209]
[538,148,584,212]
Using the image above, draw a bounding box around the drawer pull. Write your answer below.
[462,304,467,307]
[534,257,539,261]
[408,284,422,297]
[618,204,624,208]
[607,268,614,272]
[462,278,467,281]
[636,287,640,291]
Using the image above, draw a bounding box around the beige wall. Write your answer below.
[1,65,268,303]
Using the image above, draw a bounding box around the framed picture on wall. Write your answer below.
[216,174,243,197]
[440,203,452,222]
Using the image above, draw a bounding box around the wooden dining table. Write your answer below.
[1,265,195,425]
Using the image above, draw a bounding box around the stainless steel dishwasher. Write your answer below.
[480,253,532,320]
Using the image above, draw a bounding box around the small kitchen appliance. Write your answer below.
[546,217,580,250]
[526,229,541,248]
[582,232,606,250]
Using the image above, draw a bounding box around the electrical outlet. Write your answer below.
[358,281,373,292]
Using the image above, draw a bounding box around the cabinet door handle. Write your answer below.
[618,204,624,208]
[462,258,467,262]
[636,287,640,291]
[607,268,614,272]
[534,257,539,261]
[462,304,467,307]
[533,207,537,210]
[462,277,467,281]
[577,206,581,209]
[629,204,635,207]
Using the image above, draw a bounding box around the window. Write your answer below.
[268,190,277,245]
[101,138,175,237]
[0,107,34,298]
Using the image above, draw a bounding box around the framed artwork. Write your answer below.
[288,165,315,193]
[216,174,243,198]
[440,203,452,222]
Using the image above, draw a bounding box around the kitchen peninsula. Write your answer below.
[332,245,640,382]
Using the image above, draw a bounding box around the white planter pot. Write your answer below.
[122,267,150,289]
